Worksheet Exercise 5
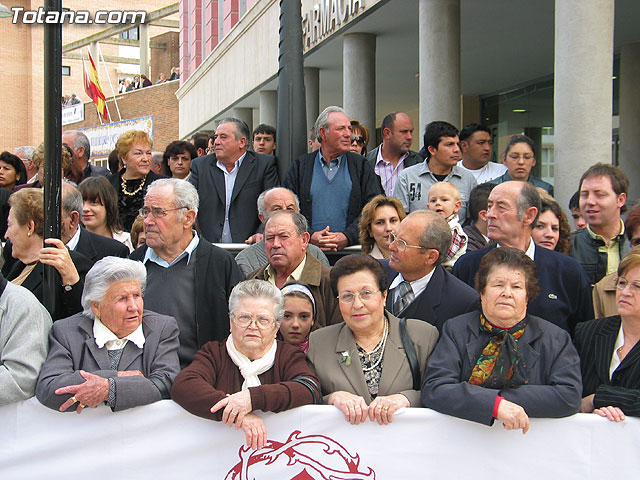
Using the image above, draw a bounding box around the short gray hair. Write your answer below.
[409,210,452,267]
[314,106,347,142]
[62,182,83,216]
[218,117,250,142]
[65,130,91,160]
[257,187,300,218]
[14,146,35,161]
[146,178,200,216]
[515,182,541,226]
[264,210,308,236]
[228,279,284,322]
[151,152,163,167]
[82,257,147,321]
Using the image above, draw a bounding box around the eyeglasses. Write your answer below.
[139,206,187,218]
[351,136,365,145]
[337,289,380,304]
[615,276,640,295]
[507,153,534,161]
[231,312,276,329]
[389,232,428,252]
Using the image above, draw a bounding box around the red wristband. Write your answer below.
[493,395,504,418]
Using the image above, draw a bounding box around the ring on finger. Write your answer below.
[71,396,78,403]
[354,405,361,410]
[79,403,86,408]
[382,406,389,411]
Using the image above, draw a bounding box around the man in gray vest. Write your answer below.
[284,106,382,251]
[130,178,243,367]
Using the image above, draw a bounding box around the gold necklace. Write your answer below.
[121,175,147,196]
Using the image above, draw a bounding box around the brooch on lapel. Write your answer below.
[339,350,352,366]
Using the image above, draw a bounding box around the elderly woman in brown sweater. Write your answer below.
[171,279,321,450]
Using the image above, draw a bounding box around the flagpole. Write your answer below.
[97,42,121,121]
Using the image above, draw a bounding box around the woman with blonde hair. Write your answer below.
[359,195,406,259]
[107,130,166,230]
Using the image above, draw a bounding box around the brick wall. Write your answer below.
[151,31,180,82]
[64,81,180,156]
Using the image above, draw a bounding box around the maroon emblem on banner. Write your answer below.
[225,430,376,479]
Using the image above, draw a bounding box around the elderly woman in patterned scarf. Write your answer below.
[422,247,582,433]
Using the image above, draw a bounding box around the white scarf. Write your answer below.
[225,335,278,390]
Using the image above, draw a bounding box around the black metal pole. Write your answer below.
[276,0,307,179]
[43,0,63,315]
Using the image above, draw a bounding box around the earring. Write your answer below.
[27,232,31,237]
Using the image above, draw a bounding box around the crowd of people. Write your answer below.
[117,67,180,94]
[0,105,638,450]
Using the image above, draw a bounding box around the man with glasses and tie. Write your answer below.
[130,178,243,368]
[380,211,478,334]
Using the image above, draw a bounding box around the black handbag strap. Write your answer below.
[399,317,421,391]
[291,376,322,404]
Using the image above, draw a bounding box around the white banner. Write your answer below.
[79,115,154,158]
[1,398,638,479]
[62,104,85,126]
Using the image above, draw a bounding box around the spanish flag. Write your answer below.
[82,50,108,122]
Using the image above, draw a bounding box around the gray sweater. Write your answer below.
[0,282,52,406]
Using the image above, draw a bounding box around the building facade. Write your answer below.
[177,0,640,210]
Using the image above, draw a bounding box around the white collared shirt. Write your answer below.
[609,324,625,379]
[388,267,436,300]
[143,232,200,268]
[217,153,247,242]
[496,238,536,261]
[93,318,145,350]
[66,227,81,251]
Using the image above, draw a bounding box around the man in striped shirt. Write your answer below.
[366,112,423,196]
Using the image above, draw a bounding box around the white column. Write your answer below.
[418,0,460,130]
[554,0,614,213]
[304,67,320,134]
[343,33,376,137]
[139,23,150,78]
[230,107,253,134]
[259,90,277,127]
[619,43,640,204]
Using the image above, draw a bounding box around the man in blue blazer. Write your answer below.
[453,181,593,333]
[189,118,279,243]
[382,210,479,333]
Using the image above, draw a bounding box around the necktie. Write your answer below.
[392,280,414,315]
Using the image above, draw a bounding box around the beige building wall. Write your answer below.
[177,0,382,139]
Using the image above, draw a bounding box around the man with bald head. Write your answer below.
[234,187,329,276]
[453,181,593,333]
[380,211,478,333]
[247,210,341,327]
[366,112,423,196]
